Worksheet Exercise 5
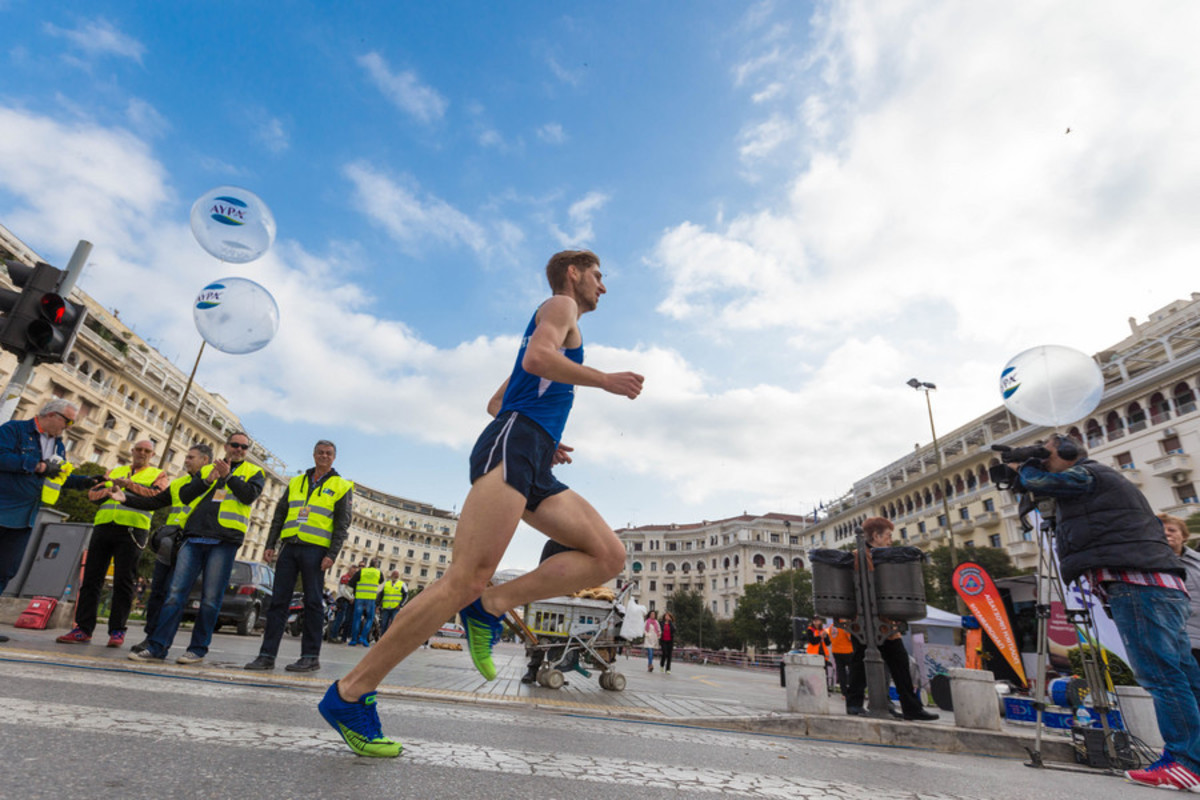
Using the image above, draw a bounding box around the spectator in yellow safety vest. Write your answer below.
[350,559,383,647]
[378,571,407,636]
[58,439,168,648]
[246,439,353,673]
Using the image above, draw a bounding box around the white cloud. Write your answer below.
[254,116,289,154]
[125,98,169,139]
[549,191,609,248]
[357,51,447,124]
[537,123,567,145]
[44,18,145,63]
[342,161,488,255]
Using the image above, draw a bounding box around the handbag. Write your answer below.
[150,524,184,566]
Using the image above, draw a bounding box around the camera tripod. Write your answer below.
[1022,495,1152,773]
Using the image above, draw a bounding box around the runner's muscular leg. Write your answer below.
[482,489,625,614]
[338,468,526,698]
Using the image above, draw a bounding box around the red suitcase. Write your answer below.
[14,596,58,629]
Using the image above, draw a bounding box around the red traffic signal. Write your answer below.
[0,260,88,363]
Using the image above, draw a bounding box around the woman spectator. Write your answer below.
[1161,513,1200,667]
[643,610,661,672]
[659,612,676,673]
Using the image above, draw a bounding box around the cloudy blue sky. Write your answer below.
[2,1,1198,570]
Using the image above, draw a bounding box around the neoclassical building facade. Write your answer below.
[616,513,809,618]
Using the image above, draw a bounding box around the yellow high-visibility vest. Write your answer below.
[355,566,382,600]
[380,579,407,609]
[165,465,215,527]
[213,461,264,534]
[94,465,164,530]
[279,472,353,548]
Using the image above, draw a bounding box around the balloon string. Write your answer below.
[158,340,207,470]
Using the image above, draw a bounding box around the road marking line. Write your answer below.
[0,698,975,799]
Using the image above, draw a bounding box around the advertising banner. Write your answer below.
[953,561,1028,687]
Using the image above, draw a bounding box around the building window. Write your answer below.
[959,508,970,520]
[649,580,656,591]
[983,498,995,512]
[1174,484,1199,505]
[989,534,1001,547]
[632,561,642,572]
[1163,434,1184,454]
[918,521,926,533]
[633,542,643,552]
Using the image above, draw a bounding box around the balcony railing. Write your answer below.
[974,510,1001,527]
[1117,467,1143,485]
[1148,452,1193,478]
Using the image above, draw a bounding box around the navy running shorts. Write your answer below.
[469,411,569,511]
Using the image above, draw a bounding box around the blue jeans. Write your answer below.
[379,606,399,635]
[141,558,174,639]
[146,540,239,658]
[259,543,327,659]
[350,598,375,644]
[0,525,33,595]
[1108,582,1200,772]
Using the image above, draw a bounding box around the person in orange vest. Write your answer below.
[828,619,854,695]
[805,617,830,662]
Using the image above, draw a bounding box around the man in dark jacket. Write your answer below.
[1012,433,1199,791]
[0,399,100,631]
[246,439,352,673]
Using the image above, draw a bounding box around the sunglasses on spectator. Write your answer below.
[53,412,74,427]
[227,442,249,450]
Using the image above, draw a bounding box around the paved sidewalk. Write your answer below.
[0,622,1076,762]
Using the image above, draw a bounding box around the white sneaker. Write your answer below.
[176,652,204,665]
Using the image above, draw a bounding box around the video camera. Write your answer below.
[987,444,1051,491]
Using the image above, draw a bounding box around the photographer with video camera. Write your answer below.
[998,433,1199,791]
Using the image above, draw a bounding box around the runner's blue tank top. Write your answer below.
[498,308,583,443]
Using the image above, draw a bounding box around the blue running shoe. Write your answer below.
[460,598,504,680]
[318,682,403,758]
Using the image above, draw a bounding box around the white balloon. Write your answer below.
[193,277,280,355]
[999,345,1104,426]
[189,185,276,263]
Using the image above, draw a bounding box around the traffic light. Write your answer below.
[0,260,88,363]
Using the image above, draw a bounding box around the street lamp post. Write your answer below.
[907,378,959,573]
[785,519,795,648]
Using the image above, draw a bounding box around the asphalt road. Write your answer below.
[0,625,1127,800]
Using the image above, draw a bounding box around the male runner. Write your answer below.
[318,249,643,756]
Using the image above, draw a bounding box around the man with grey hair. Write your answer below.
[246,439,352,672]
[0,399,101,640]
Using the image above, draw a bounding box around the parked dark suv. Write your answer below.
[182,560,274,636]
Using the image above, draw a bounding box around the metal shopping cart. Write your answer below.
[509,582,634,691]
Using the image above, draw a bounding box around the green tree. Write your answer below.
[924,545,1021,610]
[663,588,718,647]
[711,617,741,650]
[731,569,813,651]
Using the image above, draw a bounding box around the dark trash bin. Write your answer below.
[810,549,856,618]
[871,546,926,621]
